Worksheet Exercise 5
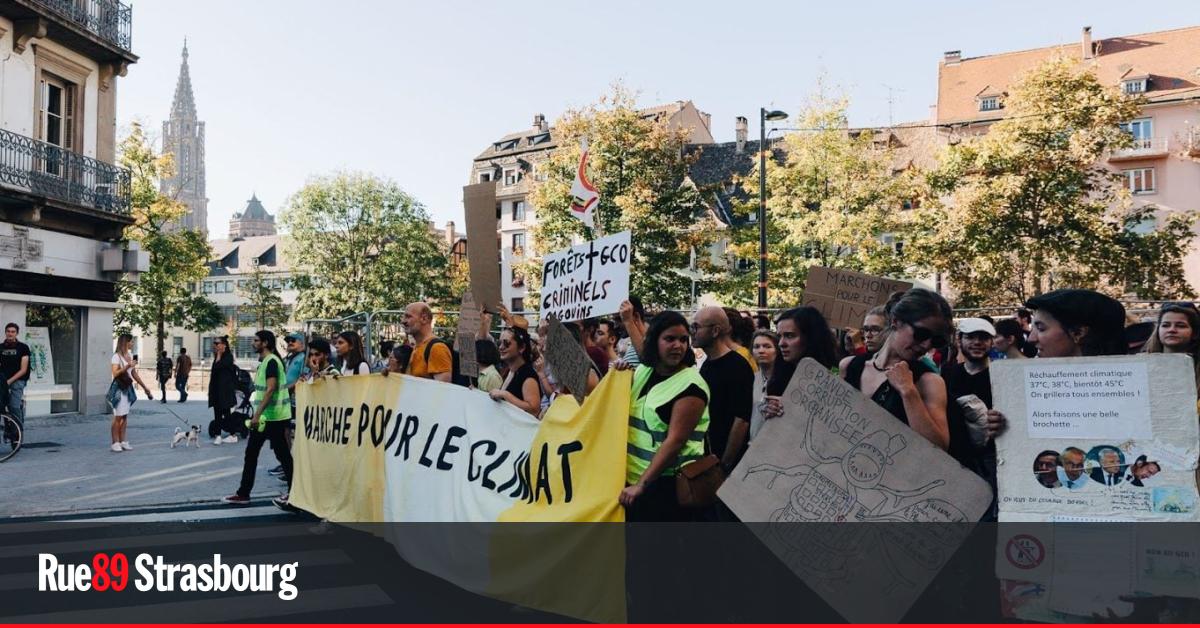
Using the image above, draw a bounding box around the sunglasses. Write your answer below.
[498,339,513,348]
[905,321,948,349]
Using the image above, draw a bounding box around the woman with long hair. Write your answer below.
[108,333,153,452]
[761,307,838,422]
[748,329,780,441]
[335,331,370,376]
[618,310,710,521]
[207,336,241,444]
[841,289,952,449]
[489,326,542,416]
[1142,302,1200,396]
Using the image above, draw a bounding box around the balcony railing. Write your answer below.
[28,0,133,52]
[1110,136,1170,160]
[0,127,131,216]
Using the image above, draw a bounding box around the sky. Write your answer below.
[118,1,1200,238]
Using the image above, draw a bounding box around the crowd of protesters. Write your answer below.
[87,288,1200,527]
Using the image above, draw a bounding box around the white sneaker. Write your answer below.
[221,435,239,444]
[213,436,223,446]
[110,443,122,452]
[120,441,132,451]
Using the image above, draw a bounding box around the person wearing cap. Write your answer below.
[281,332,308,443]
[942,317,1002,520]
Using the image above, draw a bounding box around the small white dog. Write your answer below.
[171,425,201,448]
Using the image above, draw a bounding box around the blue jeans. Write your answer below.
[175,375,189,400]
[6,379,25,427]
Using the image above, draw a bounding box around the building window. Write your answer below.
[1123,79,1147,95]
[978,97,1000,112]
[512,269,525,287]
[479,172,491,183]
[511,298,524,312]
[1123,168,1156,194]
[901,199,921,211]
[512,232,526,252]
[38,75,77,176]
[1119,118,1154,148]
[504,169,519,186]
[512,201,526,222]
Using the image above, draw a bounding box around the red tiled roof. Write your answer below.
[937,25,1200,124]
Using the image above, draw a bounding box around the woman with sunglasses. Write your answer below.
[489,326,542,417]
[841,288,952,450]
[1142,302,1200,397]
[207,336,241,444]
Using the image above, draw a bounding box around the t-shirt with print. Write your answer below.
[0,341,31,381]
[409,338,452,379]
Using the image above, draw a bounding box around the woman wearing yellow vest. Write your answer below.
[222,330,293,505]
[618,310,711,522]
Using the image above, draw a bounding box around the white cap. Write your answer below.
[957,318,996,337]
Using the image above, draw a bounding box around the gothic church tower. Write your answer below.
[161,40,208,233]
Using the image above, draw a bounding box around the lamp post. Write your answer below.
[758,108,789,310]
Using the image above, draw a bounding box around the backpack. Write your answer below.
[424,338,470,387]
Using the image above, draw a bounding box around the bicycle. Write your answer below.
[0,410,21,462]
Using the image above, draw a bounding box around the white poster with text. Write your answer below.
[539,231,630,321]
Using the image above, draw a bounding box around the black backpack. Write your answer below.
[424,338,470,387]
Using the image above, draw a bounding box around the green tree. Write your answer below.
[237,263,289,331]
[114,122,222,353]
[280,172,450,319]
[924,56,1196,305]
[528,87,716,309]
[713,95,934,308]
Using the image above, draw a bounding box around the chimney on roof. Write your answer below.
[445,221,455,247]
[944,50,961,65]
[1081,26,1094,60]
[533,113,548,132]
[735,116,748,154]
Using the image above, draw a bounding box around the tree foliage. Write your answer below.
[237,263,289,332]
[114,122,221,352]
[528,87,717,309]
[280,172,451,319]
[711,94,934,308]
[923,56,1196,305]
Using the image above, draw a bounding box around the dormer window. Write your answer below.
[979,97,1001,112]
[494,138,519,152]
[1122,79,1147,95]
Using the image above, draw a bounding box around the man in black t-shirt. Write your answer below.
[690,307,754,473]
[0,322,31,427]
[942,318,1001,520]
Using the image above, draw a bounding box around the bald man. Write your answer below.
[691,306,754,476]
[402,302,452,382]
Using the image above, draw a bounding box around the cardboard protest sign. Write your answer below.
[540,231,630,321]
[800,266,912,329]
[991,354,1200,522]
[719,358,991,623]
[545,318,591,404]
[990,354,1200,618]
[463,183,502,310]
[455,290,481,377]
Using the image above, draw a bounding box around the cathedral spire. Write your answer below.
[171,39,196,119]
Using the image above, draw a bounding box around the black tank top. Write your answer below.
[844,354,936,426]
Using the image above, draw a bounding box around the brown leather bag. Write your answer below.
[675,454,725,508]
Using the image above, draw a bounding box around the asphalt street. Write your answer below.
[0,388,295,523]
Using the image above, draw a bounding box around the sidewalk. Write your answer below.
[0,388,292,519]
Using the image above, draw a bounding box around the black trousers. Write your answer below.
[236,420,293,498]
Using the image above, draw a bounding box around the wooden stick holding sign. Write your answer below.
[544,318,592,405]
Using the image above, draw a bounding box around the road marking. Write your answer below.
[80,504,282,522]
[97,469,242,502]
[122,455,235,483]
[0,523,316,558]
[23,474,103,488]
[68,471,209,502]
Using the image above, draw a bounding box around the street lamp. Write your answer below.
[759,108,789,310]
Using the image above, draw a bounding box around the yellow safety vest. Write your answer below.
[251,353,291,424]
[626,365,710,485]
